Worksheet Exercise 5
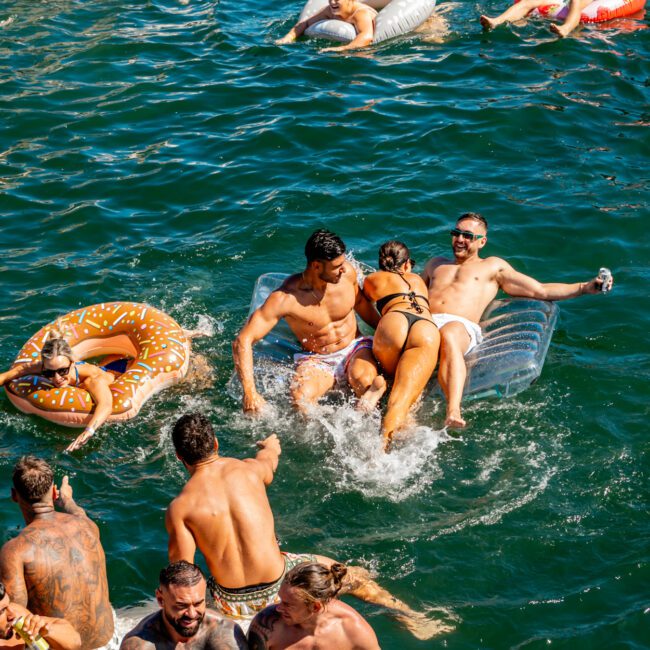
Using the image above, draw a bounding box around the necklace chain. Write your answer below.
[302,272,322,303]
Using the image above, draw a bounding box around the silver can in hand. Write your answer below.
[598,267,612,293]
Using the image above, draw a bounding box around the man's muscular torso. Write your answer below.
[277,264,360,354]
[424,256,507,323]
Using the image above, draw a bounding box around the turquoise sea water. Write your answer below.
[1,1,648,648]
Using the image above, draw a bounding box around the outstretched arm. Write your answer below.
[54,476,93,522]
[65,370,114,452]
[497,261,613,300]
[276,7,331,44]
[233,292,287,414]
[244,434,281,485]
[165,501,197,564]
[0,361,41,387]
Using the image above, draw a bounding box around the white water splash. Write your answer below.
[298,401,456,502]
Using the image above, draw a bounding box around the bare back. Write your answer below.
[167,458,284,589]
[424,256,506,322]
[0,513,113,649]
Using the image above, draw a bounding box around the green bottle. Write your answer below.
[12,616,49,650]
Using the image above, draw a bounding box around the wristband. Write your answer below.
[84,425,96,436]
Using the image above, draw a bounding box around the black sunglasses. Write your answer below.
[41,364,72,379]
[450,228,484,241]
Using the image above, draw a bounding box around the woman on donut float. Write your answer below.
[0,302,203,452]
[0,332,119,451]
[276,0,378,52]
[363,241,441,451]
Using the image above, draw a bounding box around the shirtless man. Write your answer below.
[120,561,246,650]
[422,212,614,428]
[0,581,80,650]
[0,457,114,650]
[248,562,380,650]
[166,412,446,639]
[233,229,385,414]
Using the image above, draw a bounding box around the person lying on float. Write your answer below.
[276,0,377,53]
[481,0,595,38]
[0,332,116,452]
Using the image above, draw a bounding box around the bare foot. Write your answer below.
[395,612,455,640]
[382,431,394,454]
[357,376,387,413]
[480,15,498,30]
[444,410,466,429]
[550,22,570,37]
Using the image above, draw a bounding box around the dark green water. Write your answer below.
[1,1,648,648]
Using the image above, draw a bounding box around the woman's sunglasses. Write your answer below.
[41,364,72,379]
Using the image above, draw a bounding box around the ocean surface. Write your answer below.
[0,1,648,648]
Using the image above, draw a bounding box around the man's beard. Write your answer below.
[163,610,204,638]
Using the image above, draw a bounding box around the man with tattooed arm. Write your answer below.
[0,457,114,650]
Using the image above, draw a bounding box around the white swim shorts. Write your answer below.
[293,336,373,382]
[431,313,484,355]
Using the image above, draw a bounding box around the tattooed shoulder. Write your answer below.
[247,605,281,650]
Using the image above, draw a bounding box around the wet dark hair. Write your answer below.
[284,562,347,606]
[304,230,346,263]
[0,582,5,600]
[378,240,410,272]
[12,456,54,503]
[457,212,488,231]
[159,561,205,589]
[172,413,216,465]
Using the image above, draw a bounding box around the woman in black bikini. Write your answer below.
[364,241,440,450]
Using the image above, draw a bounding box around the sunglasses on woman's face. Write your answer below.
[41,364,72,379]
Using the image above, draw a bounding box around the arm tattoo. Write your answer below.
[247,607,279,650]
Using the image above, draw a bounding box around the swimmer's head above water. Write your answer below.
[41,330,75,388]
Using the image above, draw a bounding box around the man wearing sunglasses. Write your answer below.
[422,212,614,428]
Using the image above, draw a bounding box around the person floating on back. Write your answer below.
[422,212,614,428]
[480,0,595,37]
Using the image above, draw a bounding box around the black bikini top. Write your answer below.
[375,272,428,315]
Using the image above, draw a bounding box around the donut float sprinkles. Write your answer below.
[5,302,191,427]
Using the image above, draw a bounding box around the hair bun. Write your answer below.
[329,563,348,585]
